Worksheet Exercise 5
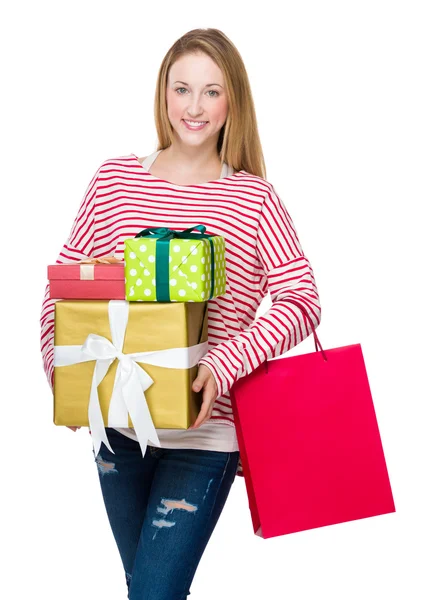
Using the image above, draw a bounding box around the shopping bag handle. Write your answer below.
[264,298,327,374]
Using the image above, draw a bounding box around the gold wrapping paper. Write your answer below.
[54,300,208,429]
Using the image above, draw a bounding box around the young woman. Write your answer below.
[40,28,321,600]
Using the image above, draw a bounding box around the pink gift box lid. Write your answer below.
[48,262,124,281]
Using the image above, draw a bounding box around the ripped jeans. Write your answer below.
[92,427,240,600]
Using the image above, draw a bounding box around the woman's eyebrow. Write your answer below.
[173,80,223,88]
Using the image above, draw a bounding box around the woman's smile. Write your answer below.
[182,118,209,131]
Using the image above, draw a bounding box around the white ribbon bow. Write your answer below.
[78,256,122,280]
[54,300,208,458]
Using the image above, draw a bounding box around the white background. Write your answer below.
[1,1,446,598]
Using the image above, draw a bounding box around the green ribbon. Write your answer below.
[135,225,217,302]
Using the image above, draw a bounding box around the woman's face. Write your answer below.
[166,52,229,150]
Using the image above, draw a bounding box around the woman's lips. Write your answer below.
[182,119,209,131]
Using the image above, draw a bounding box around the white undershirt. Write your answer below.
[141,150,235,179]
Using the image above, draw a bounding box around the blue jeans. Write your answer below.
[92,427,240,600]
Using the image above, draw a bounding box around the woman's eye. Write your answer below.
[175,88,219,97]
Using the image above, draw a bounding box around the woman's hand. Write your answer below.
[189,364,218,429]
[79,256,122,264]
[66,426,80,432]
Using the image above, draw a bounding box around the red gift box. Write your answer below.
[48,260,125,300]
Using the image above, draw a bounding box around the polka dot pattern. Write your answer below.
[124,235,226,301]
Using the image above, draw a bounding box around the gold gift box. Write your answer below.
[53,300,208,429]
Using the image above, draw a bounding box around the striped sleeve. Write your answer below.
[197,183,322,398]
[40,163,102,389]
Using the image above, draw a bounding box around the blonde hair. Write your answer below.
[153,28,266,179]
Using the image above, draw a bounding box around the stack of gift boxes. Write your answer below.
[48,225,227,457]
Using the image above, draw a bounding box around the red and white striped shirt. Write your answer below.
[40,153,322,479]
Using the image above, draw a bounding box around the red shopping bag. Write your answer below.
[229,299,396,539]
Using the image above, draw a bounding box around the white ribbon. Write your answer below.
[80,264,95,280]
[78,256,122,280]
[54,300,208,458]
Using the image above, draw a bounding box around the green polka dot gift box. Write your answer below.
[124,225,227,302]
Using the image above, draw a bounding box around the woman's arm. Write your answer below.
[40,162,103,389]
[198,183,322,398]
